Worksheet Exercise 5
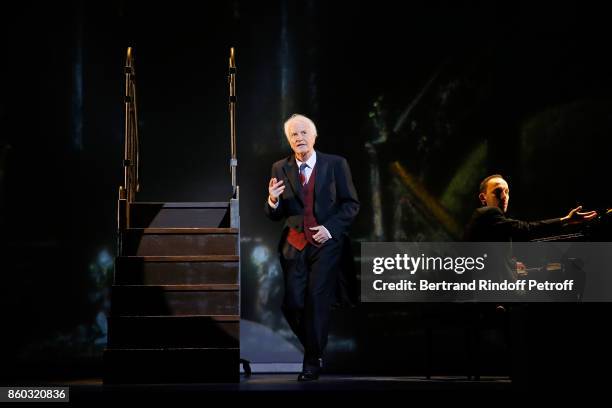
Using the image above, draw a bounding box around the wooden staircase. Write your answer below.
[104,48,241,384]
[104,202,240,383]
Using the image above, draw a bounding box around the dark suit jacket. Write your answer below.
[264,151,360,240]
[264,150,360,306]
[464,206,564,283]
[463,206,563,242]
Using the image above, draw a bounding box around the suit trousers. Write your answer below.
[280,236,343,367]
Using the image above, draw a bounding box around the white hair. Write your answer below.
[283,114,318,138]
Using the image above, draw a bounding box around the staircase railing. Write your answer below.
[228,47,238,200]
[118,47,140,231]
[117,47,237,231]
[228,47,239,228]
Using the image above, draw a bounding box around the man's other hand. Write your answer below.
[561,206,598,225]
[309,226,331,244]
[516,261,527,277]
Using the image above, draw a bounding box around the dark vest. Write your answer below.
[302,166,319,246]
[286,165,319,250]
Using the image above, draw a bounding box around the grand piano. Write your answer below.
[520,208,612,301]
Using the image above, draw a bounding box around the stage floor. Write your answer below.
[24,374,512,401]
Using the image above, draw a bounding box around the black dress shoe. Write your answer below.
[297,370,319,381]
[297,358,322,381]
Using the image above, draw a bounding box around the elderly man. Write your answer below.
[265,114,360,381]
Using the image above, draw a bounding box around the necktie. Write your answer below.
[299,163,308,186]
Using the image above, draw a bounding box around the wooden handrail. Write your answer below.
[118,47,140,232]
[120,46,140,204]
[228,47,237,198]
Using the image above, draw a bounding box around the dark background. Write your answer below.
[1,0,612,383]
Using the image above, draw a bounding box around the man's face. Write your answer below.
[480,177,510,213]
[286,119,316,157]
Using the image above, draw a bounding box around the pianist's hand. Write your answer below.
[516,261,528,277]
[561,206,598,225]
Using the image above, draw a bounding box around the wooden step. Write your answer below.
[121,228,238,256]
[117,255,239,261]
[115,256,239,285]
[111,285,239,316]
[129,202,230,228]
[129,228,238,234]
[103,348,239,383]
[108,315,239,348]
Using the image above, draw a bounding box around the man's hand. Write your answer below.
[268,178,285,204]
[561,206,598,225]
[309,226,331,244]
[516,261,527,277]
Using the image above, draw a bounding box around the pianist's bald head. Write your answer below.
[479,174,510,213]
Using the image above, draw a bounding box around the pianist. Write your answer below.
[464,174,597,242]
[462,174,597,386]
